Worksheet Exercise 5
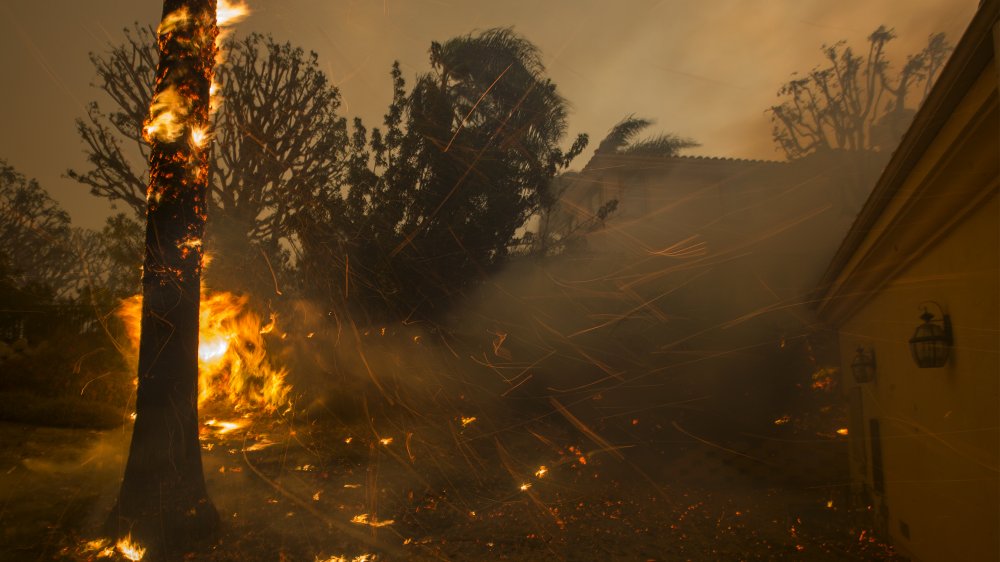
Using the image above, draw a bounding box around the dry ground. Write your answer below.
[0,412,902,562]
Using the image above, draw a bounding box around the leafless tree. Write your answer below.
[770,27,952,159]
[69,25,347,295]
[104,0,220,552]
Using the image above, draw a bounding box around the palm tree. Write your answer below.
[532,116,696,256]
[105,0,219,553]
[594,114,698,158]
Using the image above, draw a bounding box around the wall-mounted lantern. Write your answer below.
[851,346,877,383]
[908,304,953,368]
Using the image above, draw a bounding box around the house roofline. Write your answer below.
[815,0,999,298]
[579,152,785,173]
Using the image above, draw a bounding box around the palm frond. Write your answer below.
[596,115,654,154]
[623,134,699,157]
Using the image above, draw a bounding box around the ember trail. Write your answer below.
[0,1,995,561]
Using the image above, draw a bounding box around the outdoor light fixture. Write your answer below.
[851,346,877,383]
[908,303,953,368]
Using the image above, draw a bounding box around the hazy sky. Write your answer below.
[0,0,976,230]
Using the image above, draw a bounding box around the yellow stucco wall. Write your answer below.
[838,192,999,562]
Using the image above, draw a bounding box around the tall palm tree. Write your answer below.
[105,0,219,553]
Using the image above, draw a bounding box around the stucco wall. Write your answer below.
[838,192,999,562]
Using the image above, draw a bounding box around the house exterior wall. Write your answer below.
[818,6,1000,559]
[837,192,998,562]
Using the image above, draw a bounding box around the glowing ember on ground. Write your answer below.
[836,428,849,436]
[774,415,791,425]
[519,483,532,491]
[82,539,115,558]
[244,439,276,451]
[315,555,376,562]
[534,466,548,478]
[116,535,146,561]
[350,514,394,527]
[460,416,477,427]
[379,437,393,446]
[204,418,246,434]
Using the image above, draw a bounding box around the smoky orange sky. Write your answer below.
[0,0,976,230]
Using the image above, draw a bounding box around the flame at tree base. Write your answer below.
[116,535,146,561]
[118,287,290,413]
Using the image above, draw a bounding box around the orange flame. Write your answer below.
[116,535,146,561]
[217,0,250,26]
[157,7,191,36]
[118,287,290,412]
[143,87,189,143]
[190,125,210,147]
[350,514,394,527]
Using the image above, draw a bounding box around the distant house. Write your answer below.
[543,138,887,360]
[815,2,999,561]
[519,132,896,446]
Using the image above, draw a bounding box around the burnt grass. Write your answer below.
[1,407,903,562]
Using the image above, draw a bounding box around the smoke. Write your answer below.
[247,0,977,161]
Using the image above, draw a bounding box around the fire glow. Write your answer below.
[146,0,248,145]
[115,535,146,561]
[142,87,188,143]
[217,0,250,27]
[204,418,246,434]
[350,514,394,528]
[118,288,290,412]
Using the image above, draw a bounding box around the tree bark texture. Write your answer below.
[105,0,219,554]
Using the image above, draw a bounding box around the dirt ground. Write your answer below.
[0,412,903,562]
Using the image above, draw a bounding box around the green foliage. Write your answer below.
[72,26,589,320]
[0,391,125,429]
[0,323,132,428]
[0,159,138,307]
[298,28,588,319]
[96,213,144,299]
[0,159,73,300]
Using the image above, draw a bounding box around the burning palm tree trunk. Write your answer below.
[106,0,219,552]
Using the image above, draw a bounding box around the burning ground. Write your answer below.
[0,405,901,561]
[1,283,903,561]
